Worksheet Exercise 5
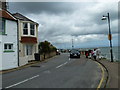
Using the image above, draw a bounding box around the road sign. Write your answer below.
[108,34,112,40]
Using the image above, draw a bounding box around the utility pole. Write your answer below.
[107,13,113,62]
[72,38,74,49]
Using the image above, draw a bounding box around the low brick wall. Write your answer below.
[40,55,44,61]
[40,51,56,61]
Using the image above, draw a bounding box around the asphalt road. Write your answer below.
[2,53,102,88]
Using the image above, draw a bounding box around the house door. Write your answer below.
[25,45,33,56]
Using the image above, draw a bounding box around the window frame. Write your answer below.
[4,43,14,52]
[30,23,35,36]
[23,22,28,35]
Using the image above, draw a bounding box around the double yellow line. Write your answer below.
[95,61,105,90]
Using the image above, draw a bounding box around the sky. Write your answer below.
[8,1,118,49]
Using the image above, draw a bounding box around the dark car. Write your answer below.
[56,50,60,55]
[70,49,80,58]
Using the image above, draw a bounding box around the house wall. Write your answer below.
[18,20,39,66]
[0,35,2,70]
[19,43,38,66]
[0,19,18,70]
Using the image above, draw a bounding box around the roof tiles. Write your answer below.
[0,10,16,20]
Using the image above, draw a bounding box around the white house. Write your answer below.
[13,13,39,66]
[0,9,18,70]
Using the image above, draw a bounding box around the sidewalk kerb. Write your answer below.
[0,55,57,74]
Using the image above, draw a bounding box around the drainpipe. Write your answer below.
[17,20,19,66]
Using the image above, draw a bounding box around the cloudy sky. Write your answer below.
[8,1,118,49]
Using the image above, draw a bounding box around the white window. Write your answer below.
[23,22,28,35]
[4,44,13,51]
[0,19,5,34]
[26,45,33,55]
[30,24,35,35]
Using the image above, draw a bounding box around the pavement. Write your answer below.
[96,59,119,88]
[1,53,104,88]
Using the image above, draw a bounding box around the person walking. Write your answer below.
[88,50,92,59]
[96,48,101,60]
[85,51,89,58]
[93,49,97,60]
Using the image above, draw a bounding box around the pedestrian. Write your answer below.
[93,49,97,60]
[88,50,92,59]
[96,48,101,60]
[85,51,89,58]
[91,50,94,56]
[91,50,94,59]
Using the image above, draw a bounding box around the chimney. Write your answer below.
[0,0,7,10]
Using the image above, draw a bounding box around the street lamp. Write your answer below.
[101,12,113,62]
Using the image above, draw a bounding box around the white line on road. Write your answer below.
[5,75,39,89]
[56,62,68,68]
[69,58,71,61]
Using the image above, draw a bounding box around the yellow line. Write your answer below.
[95,61,105,90]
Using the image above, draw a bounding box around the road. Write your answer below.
[2,53,102,88]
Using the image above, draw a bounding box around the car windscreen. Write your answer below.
[71,50,79,53]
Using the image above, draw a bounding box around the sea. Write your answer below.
[99,46,119,62]
[79,46,119,62]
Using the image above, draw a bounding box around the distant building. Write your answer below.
[13,13,39,66]
[0,9,18,70]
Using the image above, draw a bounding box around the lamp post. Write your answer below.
[101,12,113,62]
[72,38,74,49]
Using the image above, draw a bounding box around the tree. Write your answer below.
[38,40,57,54]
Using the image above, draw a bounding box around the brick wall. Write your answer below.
[40,51,56,61]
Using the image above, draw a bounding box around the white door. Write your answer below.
[25,45,33,56]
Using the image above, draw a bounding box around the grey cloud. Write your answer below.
[8,2,118,48]
[9,2,82,14]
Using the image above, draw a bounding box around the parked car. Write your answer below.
[56,50,60,55]
[70,49,80,58]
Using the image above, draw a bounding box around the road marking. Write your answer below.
[95,62,105,89]
[56,62,68,68]
[43,70,51,74]
[69,58,71,61]
[5,75,39,89]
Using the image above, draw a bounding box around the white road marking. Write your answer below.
[5,75,39,89]
[56,62,68,68]
[69,58,71,61]
[43,70,51,74]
